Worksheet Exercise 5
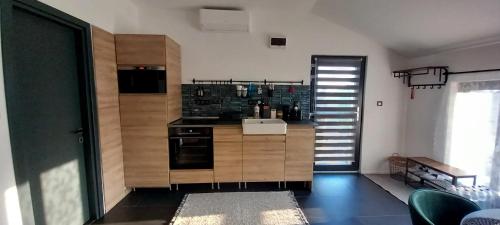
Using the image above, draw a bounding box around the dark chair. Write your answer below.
[408,189,481,225]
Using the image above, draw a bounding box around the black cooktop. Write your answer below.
[169,118,242,127]
[171,119,217,125]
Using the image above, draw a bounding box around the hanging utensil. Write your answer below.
[197,86,201,97]
[242,87,248,98]
[248,83,253,97]
[268,84,274,97]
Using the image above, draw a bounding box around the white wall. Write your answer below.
[133,6,408,173]
[38,0,140,33]
[404,43,500,163]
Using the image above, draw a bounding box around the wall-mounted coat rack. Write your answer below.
[192,78,304,85]
[393,66,449,89]
[393,66,500,99]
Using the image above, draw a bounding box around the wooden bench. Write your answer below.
[405,157,477,189]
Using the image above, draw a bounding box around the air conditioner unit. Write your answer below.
[199,8,250,32]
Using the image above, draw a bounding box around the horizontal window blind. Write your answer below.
[311,56,365,171]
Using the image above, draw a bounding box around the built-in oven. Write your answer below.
[168,127,213,169]
[118,66,166,93]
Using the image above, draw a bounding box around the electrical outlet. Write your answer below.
[377,101,383,106]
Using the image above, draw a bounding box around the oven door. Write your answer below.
[169,136,213,169]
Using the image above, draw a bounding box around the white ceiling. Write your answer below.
[313,0,500,57]
[132,0,500,57]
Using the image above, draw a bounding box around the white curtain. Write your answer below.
[446,80,500,190]
[491,111,500,191]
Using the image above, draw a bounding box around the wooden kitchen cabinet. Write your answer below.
[116,34,182,188]
[285,126,315,182]
[119,95,168,126]
[119,94,169,187]
[115,34,182,122]
[214,126,243,183]
[170,169,214,184]
[243,135,286,182]
[115,34,166,66]
[92,26,129,212]
[165,36,182,122]
[121,126,169,187]
[214,126,243,142]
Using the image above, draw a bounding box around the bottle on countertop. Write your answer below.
[289,101,302,120]
[262,103,271,119]
[276,110,283,119]
[260,99,271,119]
[292,101,300,112]
[271,109,277,119]
[254,104,260,119]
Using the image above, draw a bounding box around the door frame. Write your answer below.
[310,55,367,172]
[0,0,104,221]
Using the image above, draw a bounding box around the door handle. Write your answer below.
[71,128,83,135]
[355,106,360,121]
[70,128,84,144]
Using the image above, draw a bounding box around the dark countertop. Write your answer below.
[169,118,316,127]
[285,120,316,126]
[168,118,240,127]
[213,120,242,126]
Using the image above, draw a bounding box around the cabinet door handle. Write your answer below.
[71,128,83,134]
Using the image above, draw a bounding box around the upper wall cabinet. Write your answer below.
[115,34,182,122]
[115,34,166,66]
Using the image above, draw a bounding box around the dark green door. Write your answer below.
[1,2,96,225]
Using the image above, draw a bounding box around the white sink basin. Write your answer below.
[242,119,287,135]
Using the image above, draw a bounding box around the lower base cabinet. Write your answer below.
[122,126,170,187]
[154,125,314,188]
[214,126,243,183]
[243,135,286,182]
[214,142,242,182]
[285,127,315,182]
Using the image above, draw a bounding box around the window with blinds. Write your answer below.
[311,56,366,171]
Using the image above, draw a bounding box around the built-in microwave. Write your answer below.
[118,66,166,93]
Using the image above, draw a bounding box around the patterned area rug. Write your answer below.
[170,191,309,225]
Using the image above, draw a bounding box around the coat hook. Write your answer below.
[417,86,420,89]
[431,86,434,89]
